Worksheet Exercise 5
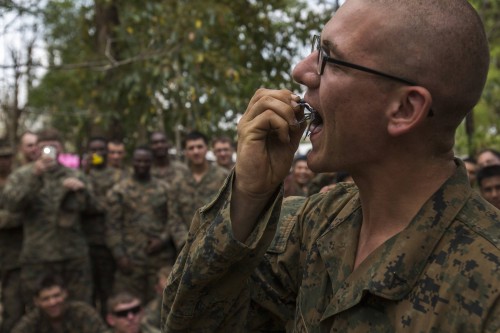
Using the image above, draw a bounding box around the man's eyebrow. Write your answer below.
[322,38,347,59]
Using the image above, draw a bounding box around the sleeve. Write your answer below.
[164,183,188,251]
[106,184,127,259]
[161,172,297,332]
[3,166,43,212]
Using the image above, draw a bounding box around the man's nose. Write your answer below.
[292,51,320,88]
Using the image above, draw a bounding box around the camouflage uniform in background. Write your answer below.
[162,161,500,332]
[107,176,184,303]
[168,163,228,230]
[83,167,126,316]
[0,181,24,333]
[141,295,162,333]
[11,300,109,333]
[3,164,94,305]
[151,160,189,186]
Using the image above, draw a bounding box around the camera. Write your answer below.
[42,145,57,160]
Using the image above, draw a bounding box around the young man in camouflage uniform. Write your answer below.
[162,0,500,332]
[107,146,185,304]
[107,291,159,333]
[82,136,126,316]
[12,274,108,333]
[167,131,228,230]
[3,128,94,305]
[0,141,24,333]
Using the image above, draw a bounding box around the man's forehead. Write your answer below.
[114,299,140,311]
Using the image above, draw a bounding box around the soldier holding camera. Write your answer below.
[3,128,95,307]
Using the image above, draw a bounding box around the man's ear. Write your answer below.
[387,86,432,137]
[106,314,115,327]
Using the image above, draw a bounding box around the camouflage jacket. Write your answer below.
[12,300,109,333]
[151,160,189,186]
[3,163,94,263]
[162,161,500,332]
[82,167,126,245]
[0,181,22,270]
[168,163,228,231]
[142,295,162,333]
[106,176,182,265]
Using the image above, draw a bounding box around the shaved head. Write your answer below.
[335,0,489,153]
[357,0,489,117]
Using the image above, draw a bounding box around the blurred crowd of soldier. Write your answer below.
[0,127,499,332]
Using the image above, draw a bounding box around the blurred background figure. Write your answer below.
[476,148,500,169]
[106,146,182,304]
[15,131,38,168]
[108,139,128,171]
[212,136,235,170]
[477,164,500,210]
[107,291,152,333]
[0,140,25,333]
[284,155,315,197]
[462,157,478,187]
[168,131,228,229]
[319,171,354,193]
[12,274,108,333]
[141,266,172,333]
[149,131,188,186]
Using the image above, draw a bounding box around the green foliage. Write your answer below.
[455,0,500,157]
[26,0,333,149]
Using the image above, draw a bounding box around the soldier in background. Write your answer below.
[108,139,128,172]
[12,274,108,333]
[168,131,228,229]
[149,131,188,185]
[212,136,235,170]
[3,128,94,305]
[14,131,38,168]
[106,146,185,303]
[141,266,171,333]
[83,136,125,317]
[107,291,157,333]
[0,140,25,333]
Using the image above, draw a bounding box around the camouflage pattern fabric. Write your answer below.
[83,167,124,316]
[1,269,24,333]
[20,257,93,305]
[3,163,94,263]
[168,163,228,230]
[142,295,162,332]
[151,160,189,186]
[0,176,25,333]
[83,167,125,245]
[11,300,109,333]
[112,264,159,304]
[3,163,94,304]
[107,176,183,302]
[162,160,500,332]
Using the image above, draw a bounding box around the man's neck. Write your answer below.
[352,157,456,269]
[190,161,209,182]
[154,156,170,167]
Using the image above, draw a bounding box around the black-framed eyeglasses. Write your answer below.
[312,35,434,116]
[113,305,142,318]
[312,35,416,85]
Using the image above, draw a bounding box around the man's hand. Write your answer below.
[63,177,85,191]
[231,89,306,241]
[33,155,58,175]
